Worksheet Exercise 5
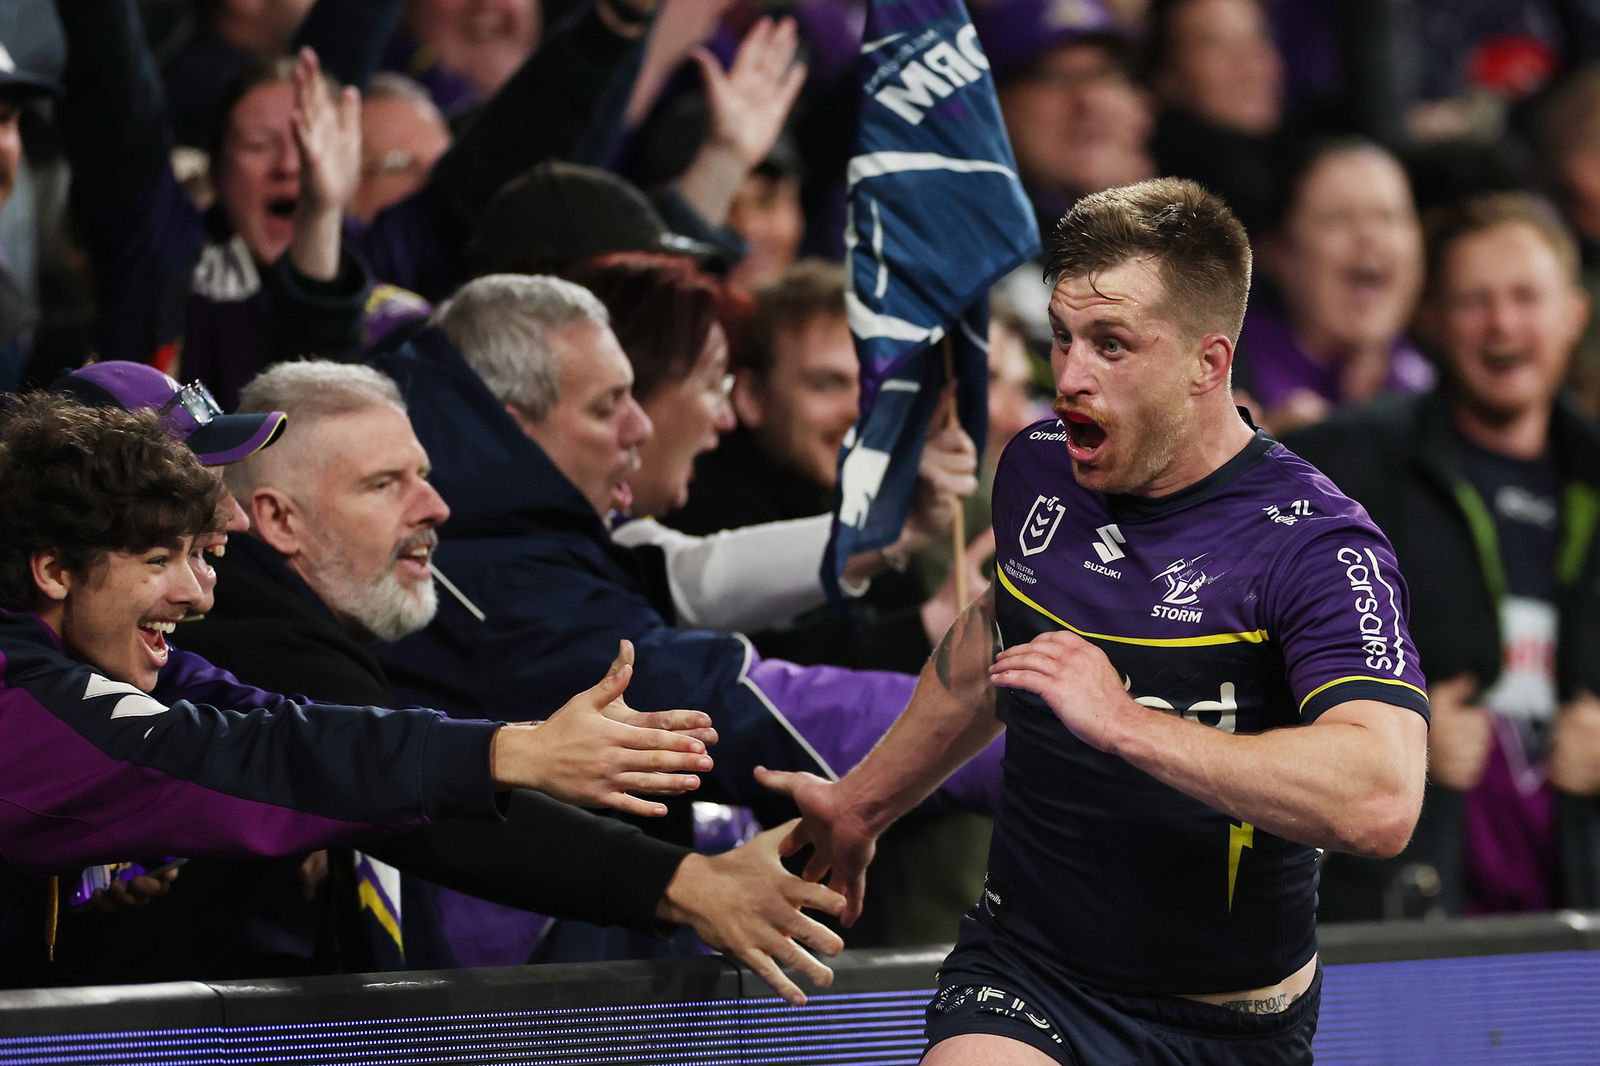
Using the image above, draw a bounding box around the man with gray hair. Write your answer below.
[154,359,844,1001]
[366,273,997,966]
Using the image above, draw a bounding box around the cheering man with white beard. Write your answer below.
[58,360,842,999]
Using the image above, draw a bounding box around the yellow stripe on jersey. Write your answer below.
[1297,675,1429,714]
[997,568,1270,647]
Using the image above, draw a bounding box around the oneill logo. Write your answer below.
[1020,495,1066,556]
[1092,523,1126,563]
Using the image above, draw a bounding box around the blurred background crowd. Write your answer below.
[3,0,1600,986]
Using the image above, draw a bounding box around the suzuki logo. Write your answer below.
[1092,523,1126,563]
[1020,495,1066,556]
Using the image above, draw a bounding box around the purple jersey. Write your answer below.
[984,421,1430,995]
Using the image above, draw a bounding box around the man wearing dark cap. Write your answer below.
[462,160,721,280]
[361,161,724,350]
[0,38,59,389]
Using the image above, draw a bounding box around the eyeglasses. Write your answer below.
[156,380,224,433]
[698,372,735,400]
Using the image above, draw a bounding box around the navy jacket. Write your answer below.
[368,328,962,823]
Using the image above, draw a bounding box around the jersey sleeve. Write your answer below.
[1265,518,1431,724]
[0,646,501,874]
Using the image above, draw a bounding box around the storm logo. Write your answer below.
[1154,555,1210,605]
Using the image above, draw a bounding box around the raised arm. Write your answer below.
[286,47,361,283]
[756,585,1005,922]
[292,0,406,90]
[364,0,652,298]
[673,16,808,227]
[53,0,173,213]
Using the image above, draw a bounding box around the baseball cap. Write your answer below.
[51,362,286,466]
[0,40,59,98]
[462,161,719,279]
[971,0,1126,84]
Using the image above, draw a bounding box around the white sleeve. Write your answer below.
[611,515,845,632]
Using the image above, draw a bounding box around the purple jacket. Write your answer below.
[0,611,501,875]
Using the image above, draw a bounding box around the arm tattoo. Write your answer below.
[1219,990,1302,1015]
[932,622,959,692]
[931,589,998,698]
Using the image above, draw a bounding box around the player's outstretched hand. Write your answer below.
[754,766,876,926]
[493,641,714,816]
[658,820,845,1006]
[990,630,1129,752]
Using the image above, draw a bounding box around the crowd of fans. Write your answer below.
[1,0,1599,993]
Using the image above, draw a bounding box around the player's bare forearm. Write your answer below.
[1110,698,1426,857]
[844,586,1004,835]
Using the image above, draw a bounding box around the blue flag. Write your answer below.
[824,0,1041,604]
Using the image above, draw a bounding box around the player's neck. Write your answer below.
[1142,403,1256,498]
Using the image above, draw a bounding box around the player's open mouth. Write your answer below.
[1062,411,1107,461]
[137,619,176,665]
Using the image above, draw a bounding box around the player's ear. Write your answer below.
[1192,333,1233,396]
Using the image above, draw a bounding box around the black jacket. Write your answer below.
[1287,389,1600,918]
[48,535,685,982]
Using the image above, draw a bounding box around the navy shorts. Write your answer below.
[925,916,1321,1065]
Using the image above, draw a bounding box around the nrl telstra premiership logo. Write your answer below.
[1020,495,1066,556]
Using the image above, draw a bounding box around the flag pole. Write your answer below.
[942,335,969,609]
